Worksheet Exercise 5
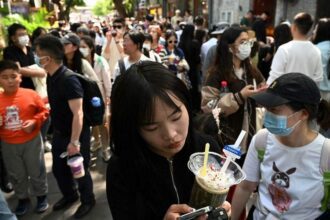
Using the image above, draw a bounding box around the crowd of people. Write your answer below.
[0,9,329,220]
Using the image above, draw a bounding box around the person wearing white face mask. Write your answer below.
[232,73,330,220]
[142,33,162,63]
[3,23,46,90]
[202,26,265,155]
[80,35,112,162]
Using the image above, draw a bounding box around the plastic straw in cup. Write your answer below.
[234,130,246,148]
[201,143,210,177]
[220,130,246,174]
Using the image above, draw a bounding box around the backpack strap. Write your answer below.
[118,59,126,75]
[254,128,269,162]
[321,138,330,211]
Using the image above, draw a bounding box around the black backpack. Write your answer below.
[60,68,105,126]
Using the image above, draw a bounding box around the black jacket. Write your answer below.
[106,132,220,219]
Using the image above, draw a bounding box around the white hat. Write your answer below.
[211,22,230,35]
[175,9,181,14]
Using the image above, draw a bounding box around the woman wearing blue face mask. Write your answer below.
[231,73,330,220]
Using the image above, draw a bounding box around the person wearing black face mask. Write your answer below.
[231,73,330,220]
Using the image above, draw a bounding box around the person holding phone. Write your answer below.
[106,61,230,219]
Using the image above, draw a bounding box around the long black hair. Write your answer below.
[80,35,95,67]
[274,23,292,51]
[313,18,330,44]
[110,61,195,158]
[208,26,260,83]
[63,44,83,74]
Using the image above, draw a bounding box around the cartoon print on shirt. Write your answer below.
[268,161,296,213]
[4,105,22,131]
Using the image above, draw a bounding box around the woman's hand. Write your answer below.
[163,204,195,220]
[221,201,231,217]
[240,84,260,99]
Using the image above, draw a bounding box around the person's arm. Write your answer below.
[231,180,258,220]
[19,66,46,77]
[22,91,49,133]
[102,33,112,60]
[100,57,112,99]
[201,85,239,114]
[67,98,83,155]
[266,46,287,85]
[231,135,261,220]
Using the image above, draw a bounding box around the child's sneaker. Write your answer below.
[36,195,49,213]
[15,198,30,216]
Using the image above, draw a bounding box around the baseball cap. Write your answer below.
[61,33,80,46]
[251,73,321,108]
[211,22,230,35]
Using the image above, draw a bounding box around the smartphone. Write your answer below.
[177,206,212,220]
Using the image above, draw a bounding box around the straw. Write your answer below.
[253,78,257,91]
[220,130,246,174]
[234,130,246,148]
[201,143,210,177]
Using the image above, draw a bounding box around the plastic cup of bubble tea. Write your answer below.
[188,152,246,209]
[67,155,85,179]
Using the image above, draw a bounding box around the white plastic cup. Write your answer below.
[67,155,85,179]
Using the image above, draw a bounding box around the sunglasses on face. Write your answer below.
[168,40,178,44]
[113,25,122,29]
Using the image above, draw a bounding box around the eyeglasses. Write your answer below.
[168,40,178,44]
[239,40,254,47]
[113,25,123,29]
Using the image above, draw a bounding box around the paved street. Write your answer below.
[4,151,113,220]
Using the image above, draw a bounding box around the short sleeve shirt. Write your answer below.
[47,66,83,137]
[3,45,35,89]
[244,132,324,219]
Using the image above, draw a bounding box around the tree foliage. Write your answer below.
[0,7,50,34]
[92,0,114,16]
[113,0,135,18]
[52,0,85,21]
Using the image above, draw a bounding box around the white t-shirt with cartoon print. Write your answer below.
[243,131,325,220]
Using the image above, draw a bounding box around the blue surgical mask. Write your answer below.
[263,111,301,136]
[35,55,48,68]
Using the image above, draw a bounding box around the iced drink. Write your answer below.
[190,167,230,208]
[188,152,246,209]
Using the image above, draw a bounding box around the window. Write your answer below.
[221,11,233,23]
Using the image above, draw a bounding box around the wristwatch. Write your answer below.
[70,140,81,147]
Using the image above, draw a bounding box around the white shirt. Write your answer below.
[113,54,151,82]
[267,40,323,85]
[201,37,217,68]
[93,54,111,99]
[244,131,324,220]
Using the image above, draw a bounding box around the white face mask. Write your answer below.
[18,35,29,47]
[79,48,90,57]
[236,43,251,60]
[143,44,151,51]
